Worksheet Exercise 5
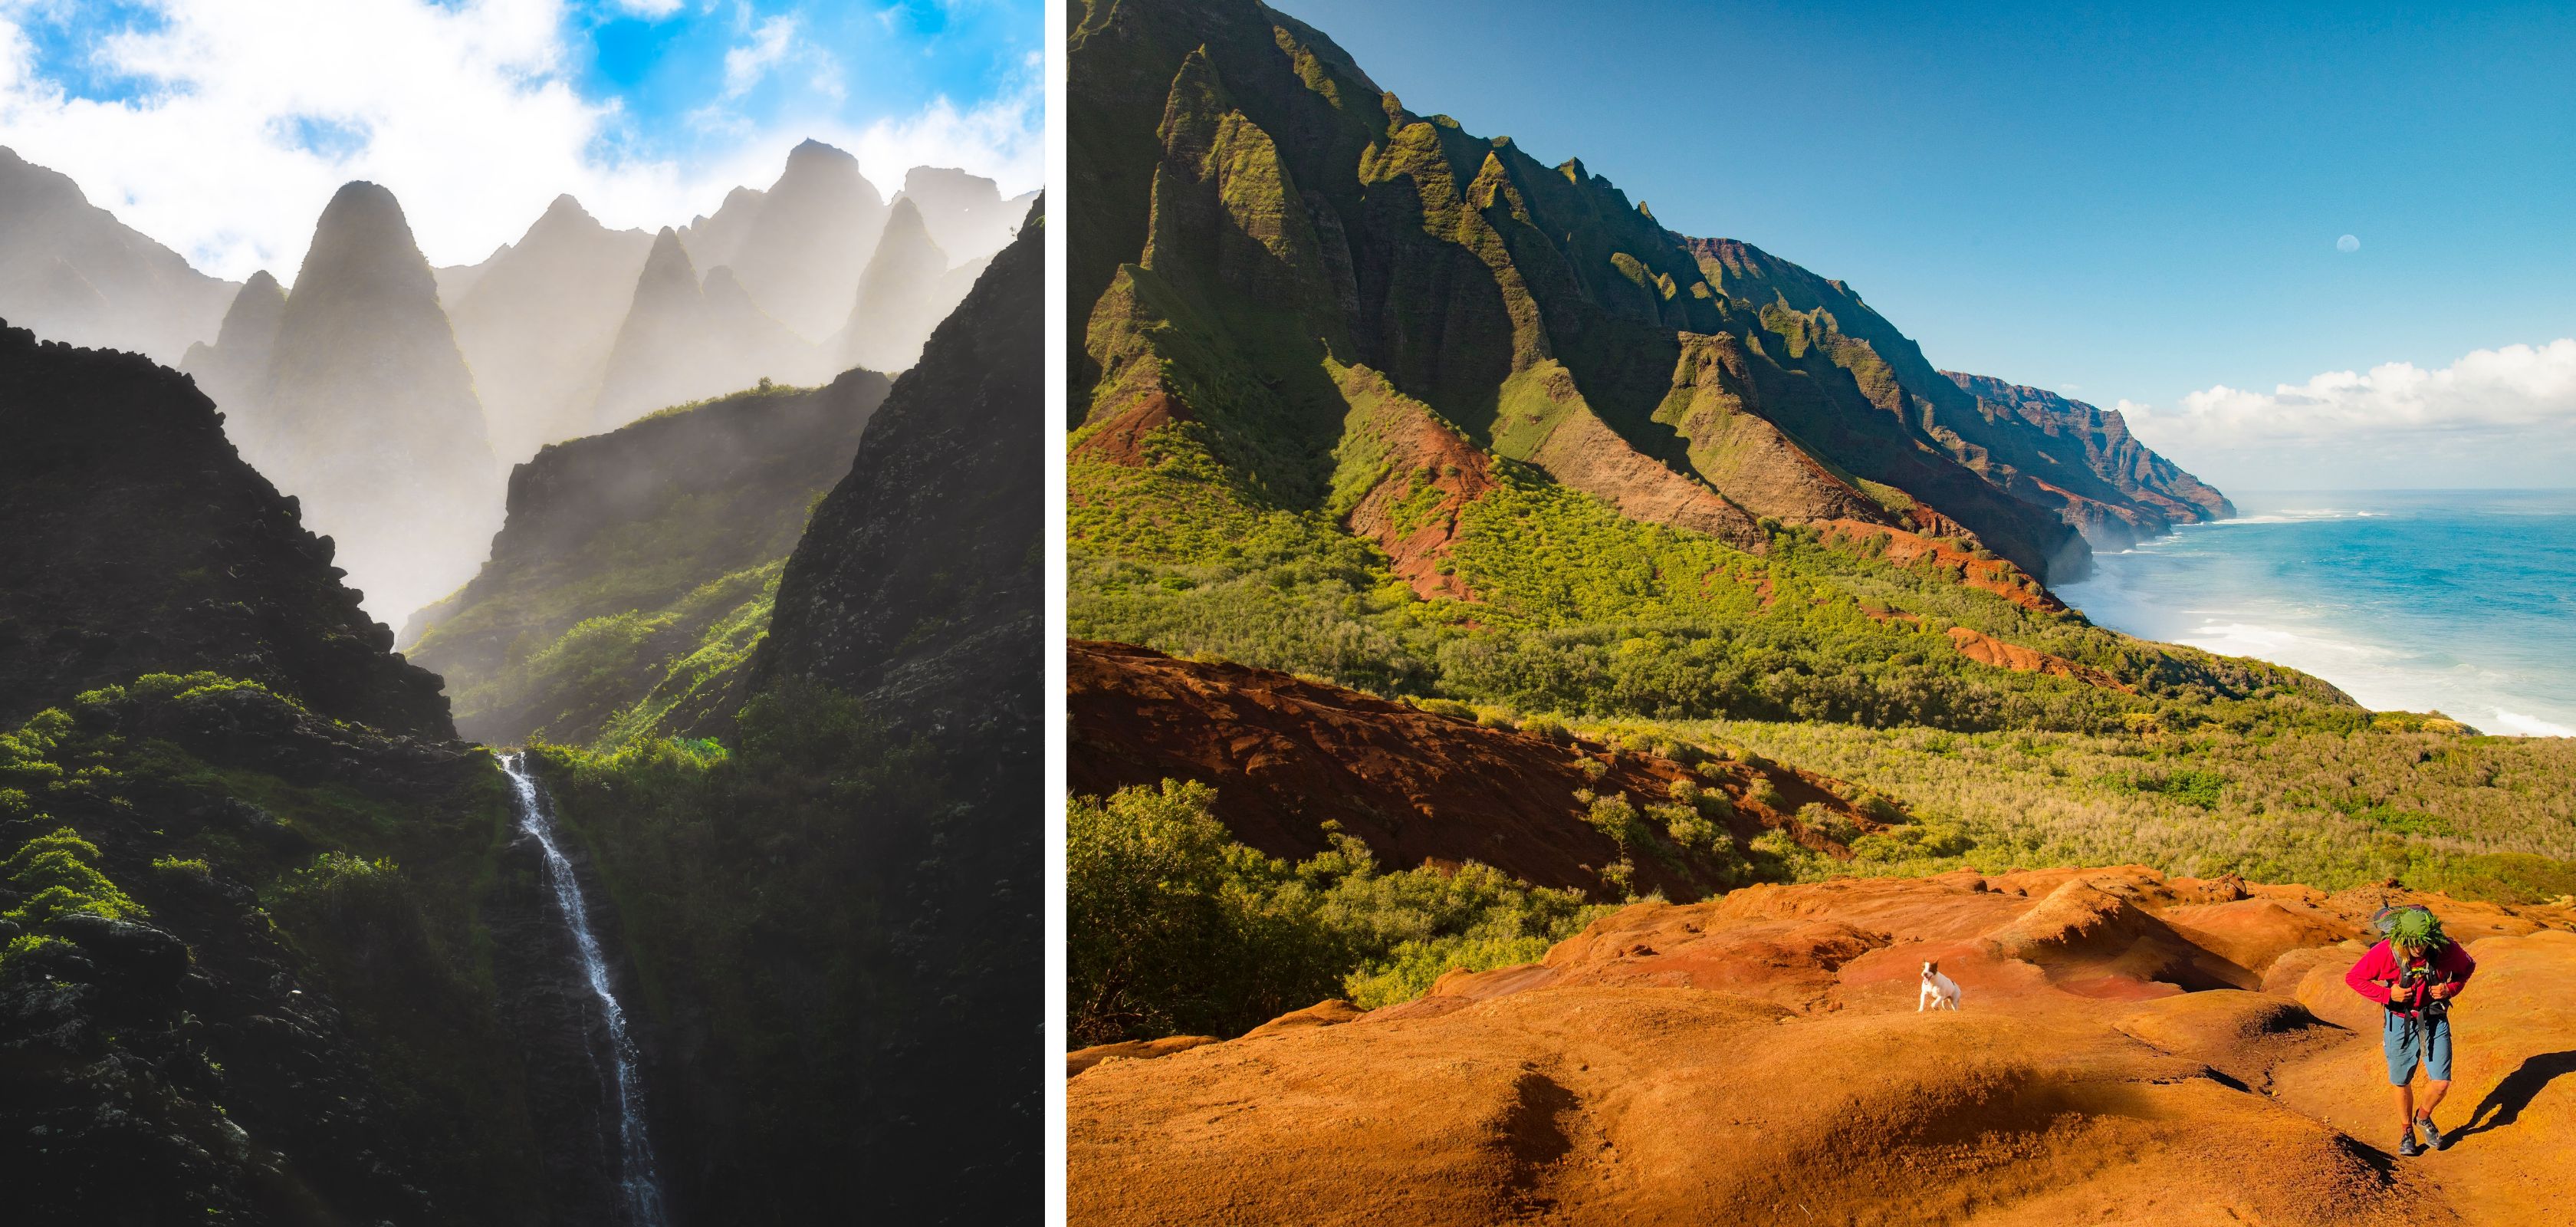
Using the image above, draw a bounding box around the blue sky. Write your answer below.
[0,0,1043,277]
[574,0,1040,163]
[1275,0,2576,486]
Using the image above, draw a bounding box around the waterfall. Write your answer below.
[500,752,670,1227]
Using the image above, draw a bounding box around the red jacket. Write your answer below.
[2344,939,2476,1013]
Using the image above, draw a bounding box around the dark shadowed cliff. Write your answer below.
[0,322,451,737]
[757,203,1043,730]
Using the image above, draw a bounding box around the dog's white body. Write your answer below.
[1917,962,1961,1012]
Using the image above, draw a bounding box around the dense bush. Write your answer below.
[1067,780,1612,1045]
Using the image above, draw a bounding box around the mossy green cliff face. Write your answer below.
[1939,370,2236,548]
[0,329,610,1221]
[402,368,893,748]
[1066,0,2311,737]
[1068,0,2242,585]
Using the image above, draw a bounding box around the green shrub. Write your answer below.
[1414,698,1477,722]
[1068,780,1612,1044]
[151,856,212,880]
[1518,715,1571,744]
[1748,779,1787,811]
[2,827,146,929]
[1654,802,1721,850]
[1798,803,1860,844]
[1853,792,1907,824]
[1585,793,1647,847]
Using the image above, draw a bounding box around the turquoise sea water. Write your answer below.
[2054,490,2576,738]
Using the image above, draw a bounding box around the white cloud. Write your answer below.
[722,13,799,97]
[2118,338,2576,489]
[851,51,1043,199]
[0,0,1042,281]
[608,0,686,15]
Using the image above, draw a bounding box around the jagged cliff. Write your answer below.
[0,324,623,1222]
[757,204,1043,730]
[1069,0,2226,587]
[587,228,823,434]
[1943,370,2236,548]
[403,368,893,747]
[0,146,238,364]
[0,323,451,737]
[1063,0,2285,735]
[445,194,657,464]
[584,199,1040,1224]
[233,181,504,625]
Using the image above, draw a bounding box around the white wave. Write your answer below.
[2489,709,2576,739]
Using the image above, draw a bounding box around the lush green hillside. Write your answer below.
[1065,0,2310,738]
[404,370,891,748]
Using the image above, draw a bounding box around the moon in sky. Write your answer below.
[2337,234,2361,253]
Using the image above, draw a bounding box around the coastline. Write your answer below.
[2056,490,2576,737]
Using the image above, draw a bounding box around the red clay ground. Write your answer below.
[1070,867,2576,1225]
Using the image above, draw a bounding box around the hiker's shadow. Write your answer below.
[2453,1049,2576,1142]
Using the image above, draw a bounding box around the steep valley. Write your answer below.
[2,199,1043,1222]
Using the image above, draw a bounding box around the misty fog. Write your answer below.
[0,140,1034,629]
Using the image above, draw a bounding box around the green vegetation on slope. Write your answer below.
[1651,715,2576,902]
[524,672,1033,1222]
[1072,426,2344,734]
[0,673,544,1219]
[1069,778,1614,1046]
[406,372,886,748]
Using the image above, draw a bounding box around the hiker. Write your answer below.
[2344,906,2476,1156]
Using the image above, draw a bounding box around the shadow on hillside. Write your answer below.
[2453,1049,2576,1142]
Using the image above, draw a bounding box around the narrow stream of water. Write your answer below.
[500,752,670,1227]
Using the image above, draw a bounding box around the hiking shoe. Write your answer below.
[2397,1127,2422,1157]
[2420,1118,2446,1151]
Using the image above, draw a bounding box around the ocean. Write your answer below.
[2054,489,2576,738]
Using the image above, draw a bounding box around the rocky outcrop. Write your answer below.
[1942,370,2236,548]
[0,321,452,737]
[756,202,1042,730]
[177,269,284,416]
[1071,866,2576,1225]
[241,180,504,624]
[1332,363,1497,599]
[586,227,826,433]
[446,193,657,463]
[1068,640,1880,899]
[1946,624,2134,691]
[0,146,238,364]
[692,139,889,343]
[834,196,969,373]
[403,368,892,746]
